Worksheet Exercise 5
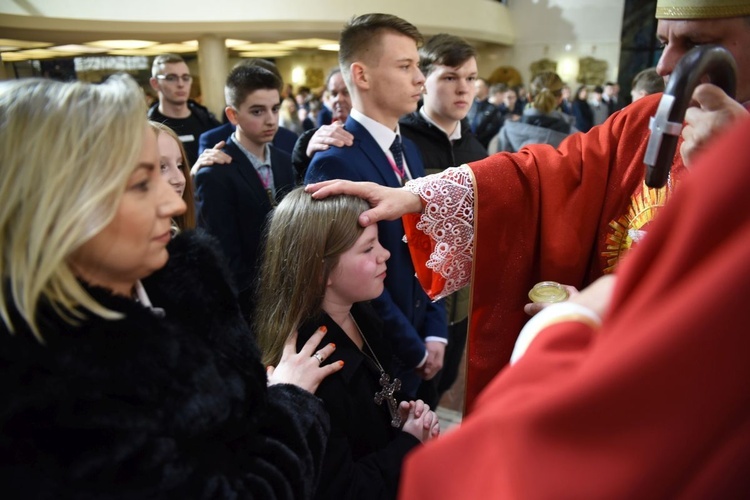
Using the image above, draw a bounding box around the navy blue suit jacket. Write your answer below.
[305,116,447,369]
[194,137,295,295]
[199,123,298,156]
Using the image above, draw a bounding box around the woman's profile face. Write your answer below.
[156,132,187,198]
[69,125,186,296]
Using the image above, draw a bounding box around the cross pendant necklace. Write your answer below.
[350,313,403,427]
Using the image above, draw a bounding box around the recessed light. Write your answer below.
[232,43,292,52]
[237,51,292,58]
[0,39,52,51]
[279,38,339,49]
[1,49,61,61]
[49,45,109,54]
[85,40,158,50]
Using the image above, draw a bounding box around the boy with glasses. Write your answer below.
[148,53,219,165]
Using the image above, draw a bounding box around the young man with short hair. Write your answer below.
[399,33,487,407]
[194,65,295,322]
[148,53,220,165]
[305,13,447,398]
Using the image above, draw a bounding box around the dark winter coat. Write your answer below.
[399,112,487,175]
[0,231,329,499]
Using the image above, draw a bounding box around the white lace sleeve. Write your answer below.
[404,165,475,299]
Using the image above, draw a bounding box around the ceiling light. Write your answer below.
[225,39,252,48]
[318,43,340,52]
[106,48,161,56]
[182,38,251,48]
[85,39,157,50]
[0,39,52,52]
[237,51,292,58]
[49,44,109,54]
[148,43,196,54]
[233,43,291,52]
[279,38,338,49]
[1,49,61,61]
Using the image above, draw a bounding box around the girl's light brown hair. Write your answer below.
[254,188,369,366]
[529,71,565,115]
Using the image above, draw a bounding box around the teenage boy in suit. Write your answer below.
[195,65,295,322]
[305,13,447,397]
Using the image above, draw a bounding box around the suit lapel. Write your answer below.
[346,117,402,188]
[225,140,272,209]
[401,139,425,179]
[269,146,295,201]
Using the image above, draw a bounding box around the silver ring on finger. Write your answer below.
[313,351,324,364]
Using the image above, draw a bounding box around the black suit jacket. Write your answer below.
[194,138,295,297]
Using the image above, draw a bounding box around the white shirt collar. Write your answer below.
[350,108,401,153]
[349,108,413,182]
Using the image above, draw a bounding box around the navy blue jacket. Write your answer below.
[199,123,298,156]
[194,137,295,296]
[305,117,447,370]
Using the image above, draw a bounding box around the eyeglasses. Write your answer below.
[156,74,193,83]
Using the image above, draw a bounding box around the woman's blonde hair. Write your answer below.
[148,121,196,230]
[529,71,564,115]
[0,75,147,341]
[254,188,369,366]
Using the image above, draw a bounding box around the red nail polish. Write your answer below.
[330,343,336,349]
[320,325,328,333]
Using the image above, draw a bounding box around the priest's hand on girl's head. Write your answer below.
[266,327,343,393]
[305,179,422,227]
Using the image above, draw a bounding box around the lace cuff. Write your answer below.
[404,166,475,299]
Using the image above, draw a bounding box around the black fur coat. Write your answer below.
[0,231,329,499]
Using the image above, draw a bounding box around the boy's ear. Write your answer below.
[225,106,238,125]
[350,62,369,91]
[148,77,160,93]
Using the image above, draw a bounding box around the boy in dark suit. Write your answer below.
[194,65,295,322]
[305,13,447,397]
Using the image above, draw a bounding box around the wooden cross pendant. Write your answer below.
[374,372,402,427]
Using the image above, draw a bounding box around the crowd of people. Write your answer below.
[2,0,750,497]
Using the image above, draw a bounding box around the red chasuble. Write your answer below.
[400,117,750,499]
[405,93,687,410]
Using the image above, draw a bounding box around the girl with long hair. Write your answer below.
[255,188,440,499]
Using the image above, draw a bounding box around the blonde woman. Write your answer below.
[255,188,439,499]
[149,120,196,230]
[491,71,577,153]
[0,75,341,498]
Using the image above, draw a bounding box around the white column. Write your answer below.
[197,35,228,120]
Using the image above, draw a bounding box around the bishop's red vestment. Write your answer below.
[404,93,686,410]
[399,116,750,499]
